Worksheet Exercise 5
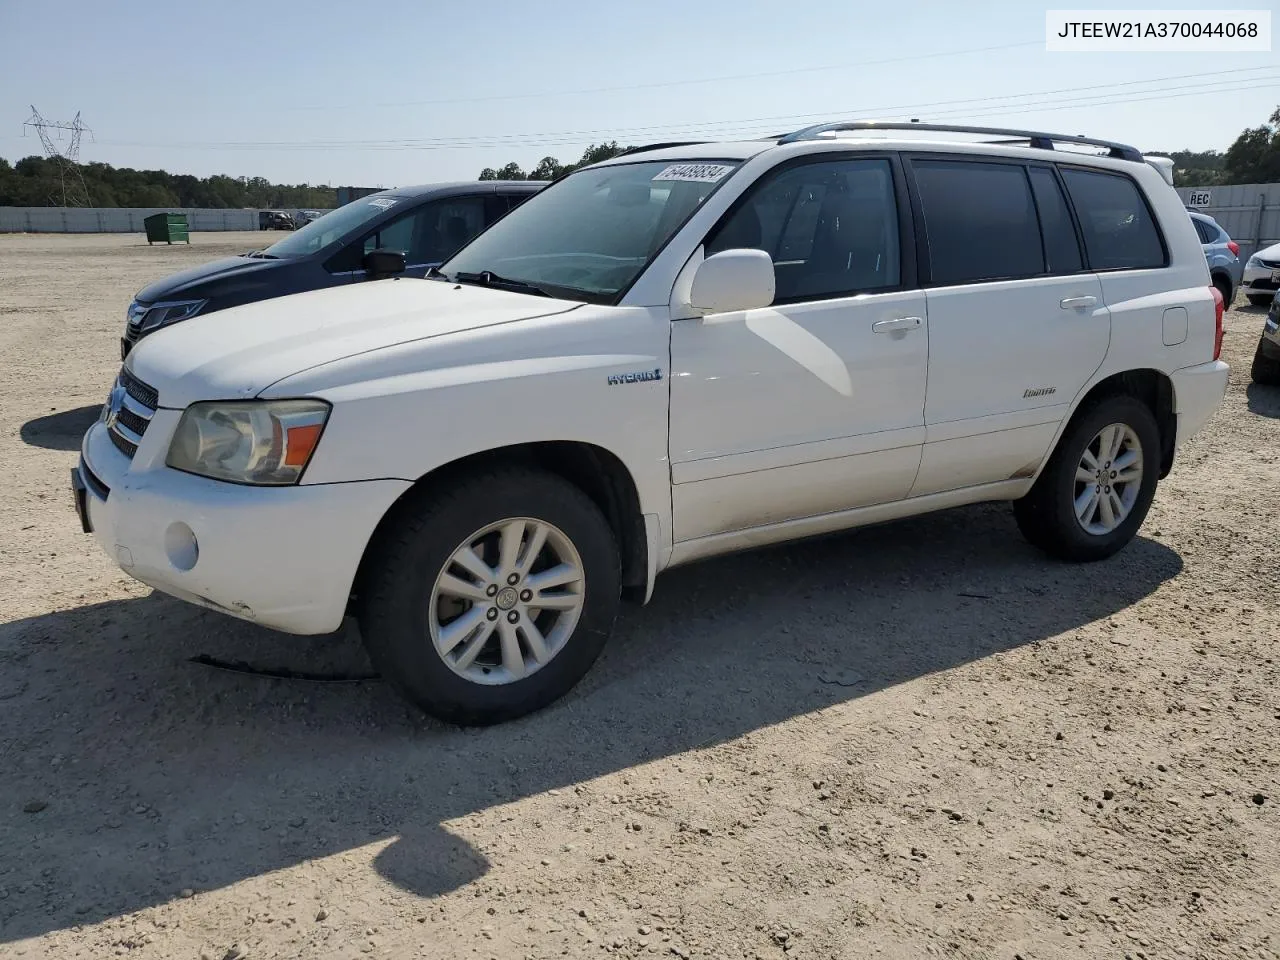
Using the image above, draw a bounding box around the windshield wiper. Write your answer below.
[452,270,552,297]
[242,250,280,259]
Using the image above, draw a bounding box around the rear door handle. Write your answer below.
[1060,296,1098,310]
[872,316,923,333]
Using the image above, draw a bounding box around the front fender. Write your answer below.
[275,306,674,535]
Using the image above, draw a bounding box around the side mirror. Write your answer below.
[363,248,406,278]
[689,249,775,315]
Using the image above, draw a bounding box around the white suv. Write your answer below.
[74,121,1229,725]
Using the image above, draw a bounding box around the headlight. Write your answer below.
[166,399,330,485]
[131,299,207,334]
[1246,256,1261,269]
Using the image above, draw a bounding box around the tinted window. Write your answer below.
[1028,167,1083,274]
[363,197,488,265]
[1060,168,1165,270]
[1191,218,1215,244]
[264,195,401,258]
[366,213,416,257]
[913,160,1043,284]
[500,191,534,214]
[707,157,900,301]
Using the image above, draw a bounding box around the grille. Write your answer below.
[121,368,158,409]
[108,427,138,459]
[116,405,149,437]
[1258,257,1280,268]
[105,368,158,461]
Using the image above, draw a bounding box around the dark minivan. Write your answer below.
[121,180,543,357]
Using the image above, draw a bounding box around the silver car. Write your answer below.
[1189,210,1242,305]
[1242,240,1280,307]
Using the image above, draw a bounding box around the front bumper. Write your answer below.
[1263,304,1280,349]
[1242,262,1280,295]
[1170,359,1229,447]
[77,420,411,635]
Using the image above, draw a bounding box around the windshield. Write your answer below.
[439,159,741,302]
[263,195,402,258]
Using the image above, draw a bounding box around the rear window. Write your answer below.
[1060,168,1166,270]
[1191,217,1222,244]
[912,159,1044,285]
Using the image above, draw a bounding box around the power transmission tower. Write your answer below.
[23,106,94,207]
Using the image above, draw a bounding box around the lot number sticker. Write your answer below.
[1187,189,1211,207]
[367,198,399,209]
[652,163,733,183]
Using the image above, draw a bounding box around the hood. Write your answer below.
[125,277,581,408]
[133,255,288,303]
[1253,242,1280,263]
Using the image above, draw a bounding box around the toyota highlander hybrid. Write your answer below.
[74,121,1229,725]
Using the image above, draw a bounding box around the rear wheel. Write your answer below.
[358,469,620,725]
[1212,276,1233,309]
[1246,294,1273,307]
[1252,337,1280,386]
[1014,395,1160,562]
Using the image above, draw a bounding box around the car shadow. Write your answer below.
[19,405,100,451]
[1246,381,1280,418]
[0,503,1183,942]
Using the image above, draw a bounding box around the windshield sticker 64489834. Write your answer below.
[652,163,733,183]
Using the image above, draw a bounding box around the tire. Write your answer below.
[358,468,621,726]
[1014,395,1160,563]
[1252,337,1280,386]
[1247,294,1273,307]
[1212,276,1232,309]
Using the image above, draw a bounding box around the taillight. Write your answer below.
[1211,284,1224,360]
[1228,240,1240,257]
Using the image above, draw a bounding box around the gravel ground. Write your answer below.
[1,231,1278,960]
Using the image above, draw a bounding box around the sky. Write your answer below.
[0,0,1277,188]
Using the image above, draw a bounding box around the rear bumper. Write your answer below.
[1171,359,1229,447]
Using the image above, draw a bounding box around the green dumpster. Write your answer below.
[144,212,190,245]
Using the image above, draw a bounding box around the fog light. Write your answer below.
[164,522,199,572]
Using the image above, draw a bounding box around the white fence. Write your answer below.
[0,207,260,233]
[1176,183,1280,258]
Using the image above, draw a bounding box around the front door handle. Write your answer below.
[872,316,923,334]
[1060,296,1098,310]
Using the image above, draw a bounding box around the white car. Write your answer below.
[74,121,1229,725]
[1242,241,1280,306]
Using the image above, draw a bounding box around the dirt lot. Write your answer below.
[1,230,1278,960]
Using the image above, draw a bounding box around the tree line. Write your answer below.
[478,142,634,181]
[4,107,1278,209]
[1162,106,1280,186]
[0,155,339,209]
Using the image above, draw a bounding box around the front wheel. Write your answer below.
[1014,395,1160,562]
[358,469,620,725]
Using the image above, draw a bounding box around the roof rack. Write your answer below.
[616,141,707,157]
[775,121,1145,163]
